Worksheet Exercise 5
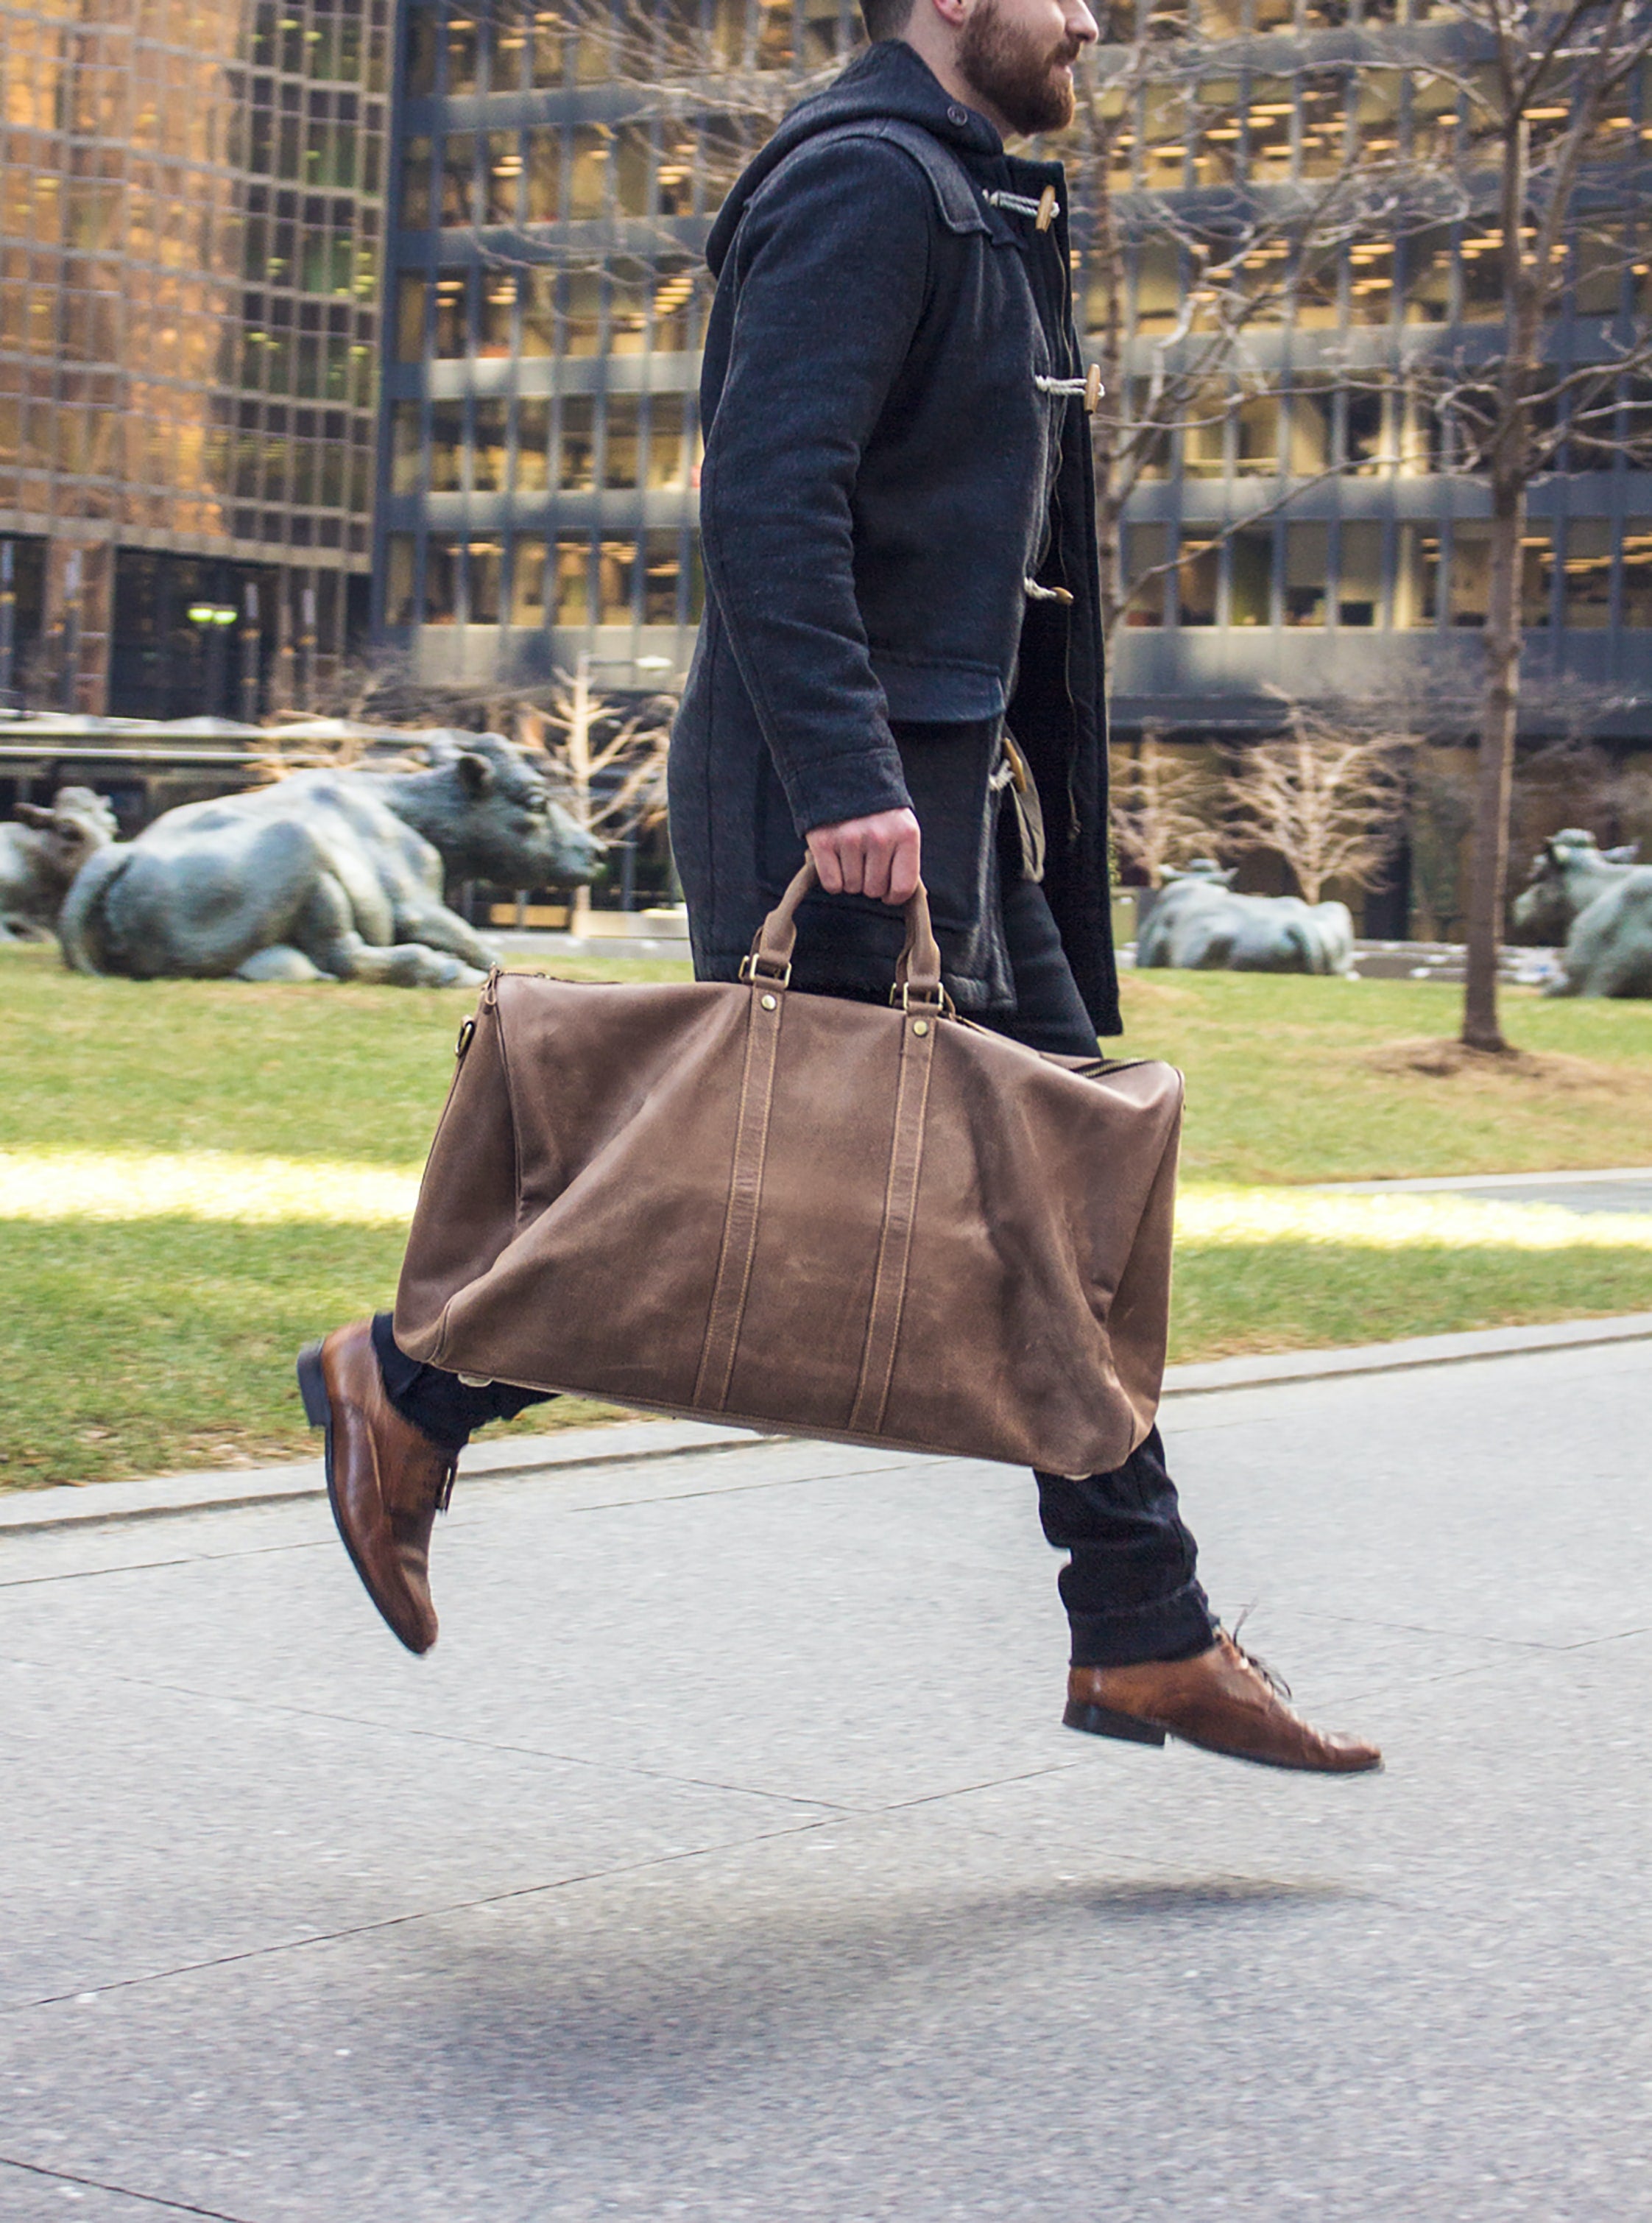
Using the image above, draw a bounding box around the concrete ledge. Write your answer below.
[0,1418,773,1537]
[1310,1167,1652,1195]
[5,1314,1650,1535]
[1160,1311,1652,1398]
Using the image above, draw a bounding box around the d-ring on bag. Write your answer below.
[393,862,1183,1479]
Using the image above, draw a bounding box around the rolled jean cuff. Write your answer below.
[1065,1580,1217,1671]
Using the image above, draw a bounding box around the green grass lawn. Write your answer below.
[4,940,1651,1488]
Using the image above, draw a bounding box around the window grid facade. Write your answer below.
[381,0,1652,738]
[380,0,858,686]
[0,0,389,715]
[1088,2,1652,677]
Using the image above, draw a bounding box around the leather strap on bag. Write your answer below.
[744,858,947,1005]
[699,863,949,1414]
[849,998,937,1434]
[693,968,785,1410]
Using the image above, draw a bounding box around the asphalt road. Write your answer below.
[2,1337,1648,2222]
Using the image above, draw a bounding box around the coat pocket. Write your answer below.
[869,652,1007,724]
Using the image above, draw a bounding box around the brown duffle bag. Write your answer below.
[393,863,1183,1479]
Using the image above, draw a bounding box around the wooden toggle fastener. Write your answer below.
[1036,185,1058,232]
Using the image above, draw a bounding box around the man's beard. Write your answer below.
[956,0,1080,137]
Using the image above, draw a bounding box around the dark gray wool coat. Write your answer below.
[667,38,1120,1035]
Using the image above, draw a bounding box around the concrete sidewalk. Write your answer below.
[1,1334,1649,2219]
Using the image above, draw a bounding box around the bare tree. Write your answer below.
[1224,708,1407,907]
[1109,731,1226,886]
[517,659,676,929]
[1396,0,1652,1049]
[1073,8,1423,647]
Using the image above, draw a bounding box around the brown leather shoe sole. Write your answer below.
[297,1338,378,1624]
[1063,1698,1166,1747]
[1062,1693,1383,1773]
[300,1336,440,1655]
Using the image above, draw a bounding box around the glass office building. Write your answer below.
[1092,0,1652,762]
[0,0,390,717]
[380,0,1651,921]
[379,0,857,689]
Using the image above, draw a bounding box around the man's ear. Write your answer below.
[456,751,495,797]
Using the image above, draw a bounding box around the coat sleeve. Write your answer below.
[698,138,933,837]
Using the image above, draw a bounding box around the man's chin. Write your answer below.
[1008,81,1076,136]
[959,29,1079,138]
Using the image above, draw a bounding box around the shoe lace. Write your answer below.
[1223,1609,1291,1701]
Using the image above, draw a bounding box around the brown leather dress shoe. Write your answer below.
[1064,1634,1382,1774]
[297,1320,456,1655]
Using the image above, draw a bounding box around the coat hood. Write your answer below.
[705,40,1003,278]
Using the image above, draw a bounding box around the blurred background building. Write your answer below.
[1092,1,1652,744]
[377,0,857,694]
[0,0,391,719]
[4,0,1647,926]
[373,0,1651,932]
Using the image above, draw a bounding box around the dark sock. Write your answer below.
[370,1312,556,1451]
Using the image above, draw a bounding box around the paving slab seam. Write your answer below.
[0,2155,258,2222]
[0,1810,855,2020]
[0,1649,857,1818]
[1289,1604,1652,1656]
[0,1459,928,1590]
[878,1760,1089,1814]
[0,1535,343,1594]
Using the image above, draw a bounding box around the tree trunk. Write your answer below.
[1461,468,1524,1051]
[568,652,593,937]
[1092,169,1125,651]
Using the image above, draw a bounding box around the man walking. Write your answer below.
[302,0,1379,1775]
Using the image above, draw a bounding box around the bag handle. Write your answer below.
[742,858,947,1008]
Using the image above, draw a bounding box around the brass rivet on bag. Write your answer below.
[912,1018,930,1036]
[760,992,777,1010]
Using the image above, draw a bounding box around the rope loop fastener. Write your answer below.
[984,186,1061,230]
[1034,365,1105,412]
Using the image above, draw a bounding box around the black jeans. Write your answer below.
[374,876,1215,1669]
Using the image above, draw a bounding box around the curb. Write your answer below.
[4,1313,1649,1536]
[1158,1311,1652,1397]
[0,1419,776,1537]
[1309,1166,1652,1197]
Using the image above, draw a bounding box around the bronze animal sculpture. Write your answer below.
[0,786,118,941]
[1511,829,1652,998]
[57,735,600,987]
[1136,859,1355,976]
